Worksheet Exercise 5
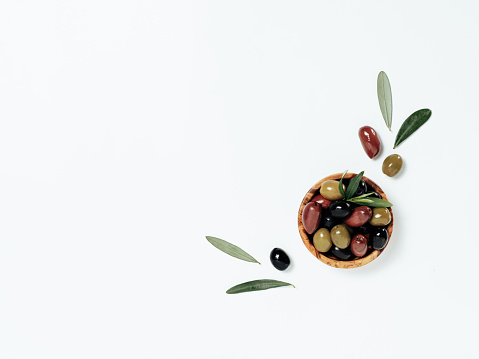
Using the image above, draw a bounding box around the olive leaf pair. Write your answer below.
[338,170,393,208]
[205,236,294,294]
[377,71,431,148]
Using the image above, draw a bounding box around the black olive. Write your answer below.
[329,200,352,219]
[355,223,373,235]
[370,228,389,250]
[270,248,290,271]
[353,179,368,197]
[366,191,382,199]
[330,246,353,261]
[319,210,338,230]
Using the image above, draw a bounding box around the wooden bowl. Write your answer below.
[298,173,393,269]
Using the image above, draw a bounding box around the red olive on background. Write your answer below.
[302,202,322,234]
[358,126,381,159]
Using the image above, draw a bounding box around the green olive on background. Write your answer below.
[382,154,403,177]
[369,207,392,226]
[330,224,351,249]
[313,228,332,253]
[320,180,346,201]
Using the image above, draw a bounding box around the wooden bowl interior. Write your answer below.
[298,173,394,269]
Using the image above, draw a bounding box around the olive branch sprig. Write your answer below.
[339,170,393,208]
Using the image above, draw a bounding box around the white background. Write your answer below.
[0,1,478,358]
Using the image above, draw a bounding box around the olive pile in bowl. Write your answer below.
[298,173,393,269]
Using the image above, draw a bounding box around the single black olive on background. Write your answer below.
[319,210,338,230]
[353,179,368,197]
[330,246,353,261]
[270,248,290,271]
[370,227,389,250]
[329,200,352,219]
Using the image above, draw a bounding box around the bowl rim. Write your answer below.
[298,172,394,269]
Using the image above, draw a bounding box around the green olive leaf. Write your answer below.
[206,236,260,264]
[226,279,295,294]
[351,198,374,204]
[345,171,364,200]
[377,71,393,131]
[394,109,431,148]
[338,170,347,199]
[352,192,374,199]
[348,197,393,208]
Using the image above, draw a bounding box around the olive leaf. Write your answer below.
[226,279,295,294]
[352,192,374,199]
[377,71,393,131]
[394,109,431,148]
[206,236,260,264]
[345,171,364,200]
[348,197,393,208]
[338,170,347,199]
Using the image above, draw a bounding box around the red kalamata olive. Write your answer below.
[343,206,373,227]
[311,194,331,209]
[302,202,322,234]
[358,126,381,159]
[350,234,368,257]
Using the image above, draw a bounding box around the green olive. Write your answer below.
[319,180,346,201]
[313,228,332,253]
[382,154,403,177]
[369,207,392,226]
[330,224,351,249]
